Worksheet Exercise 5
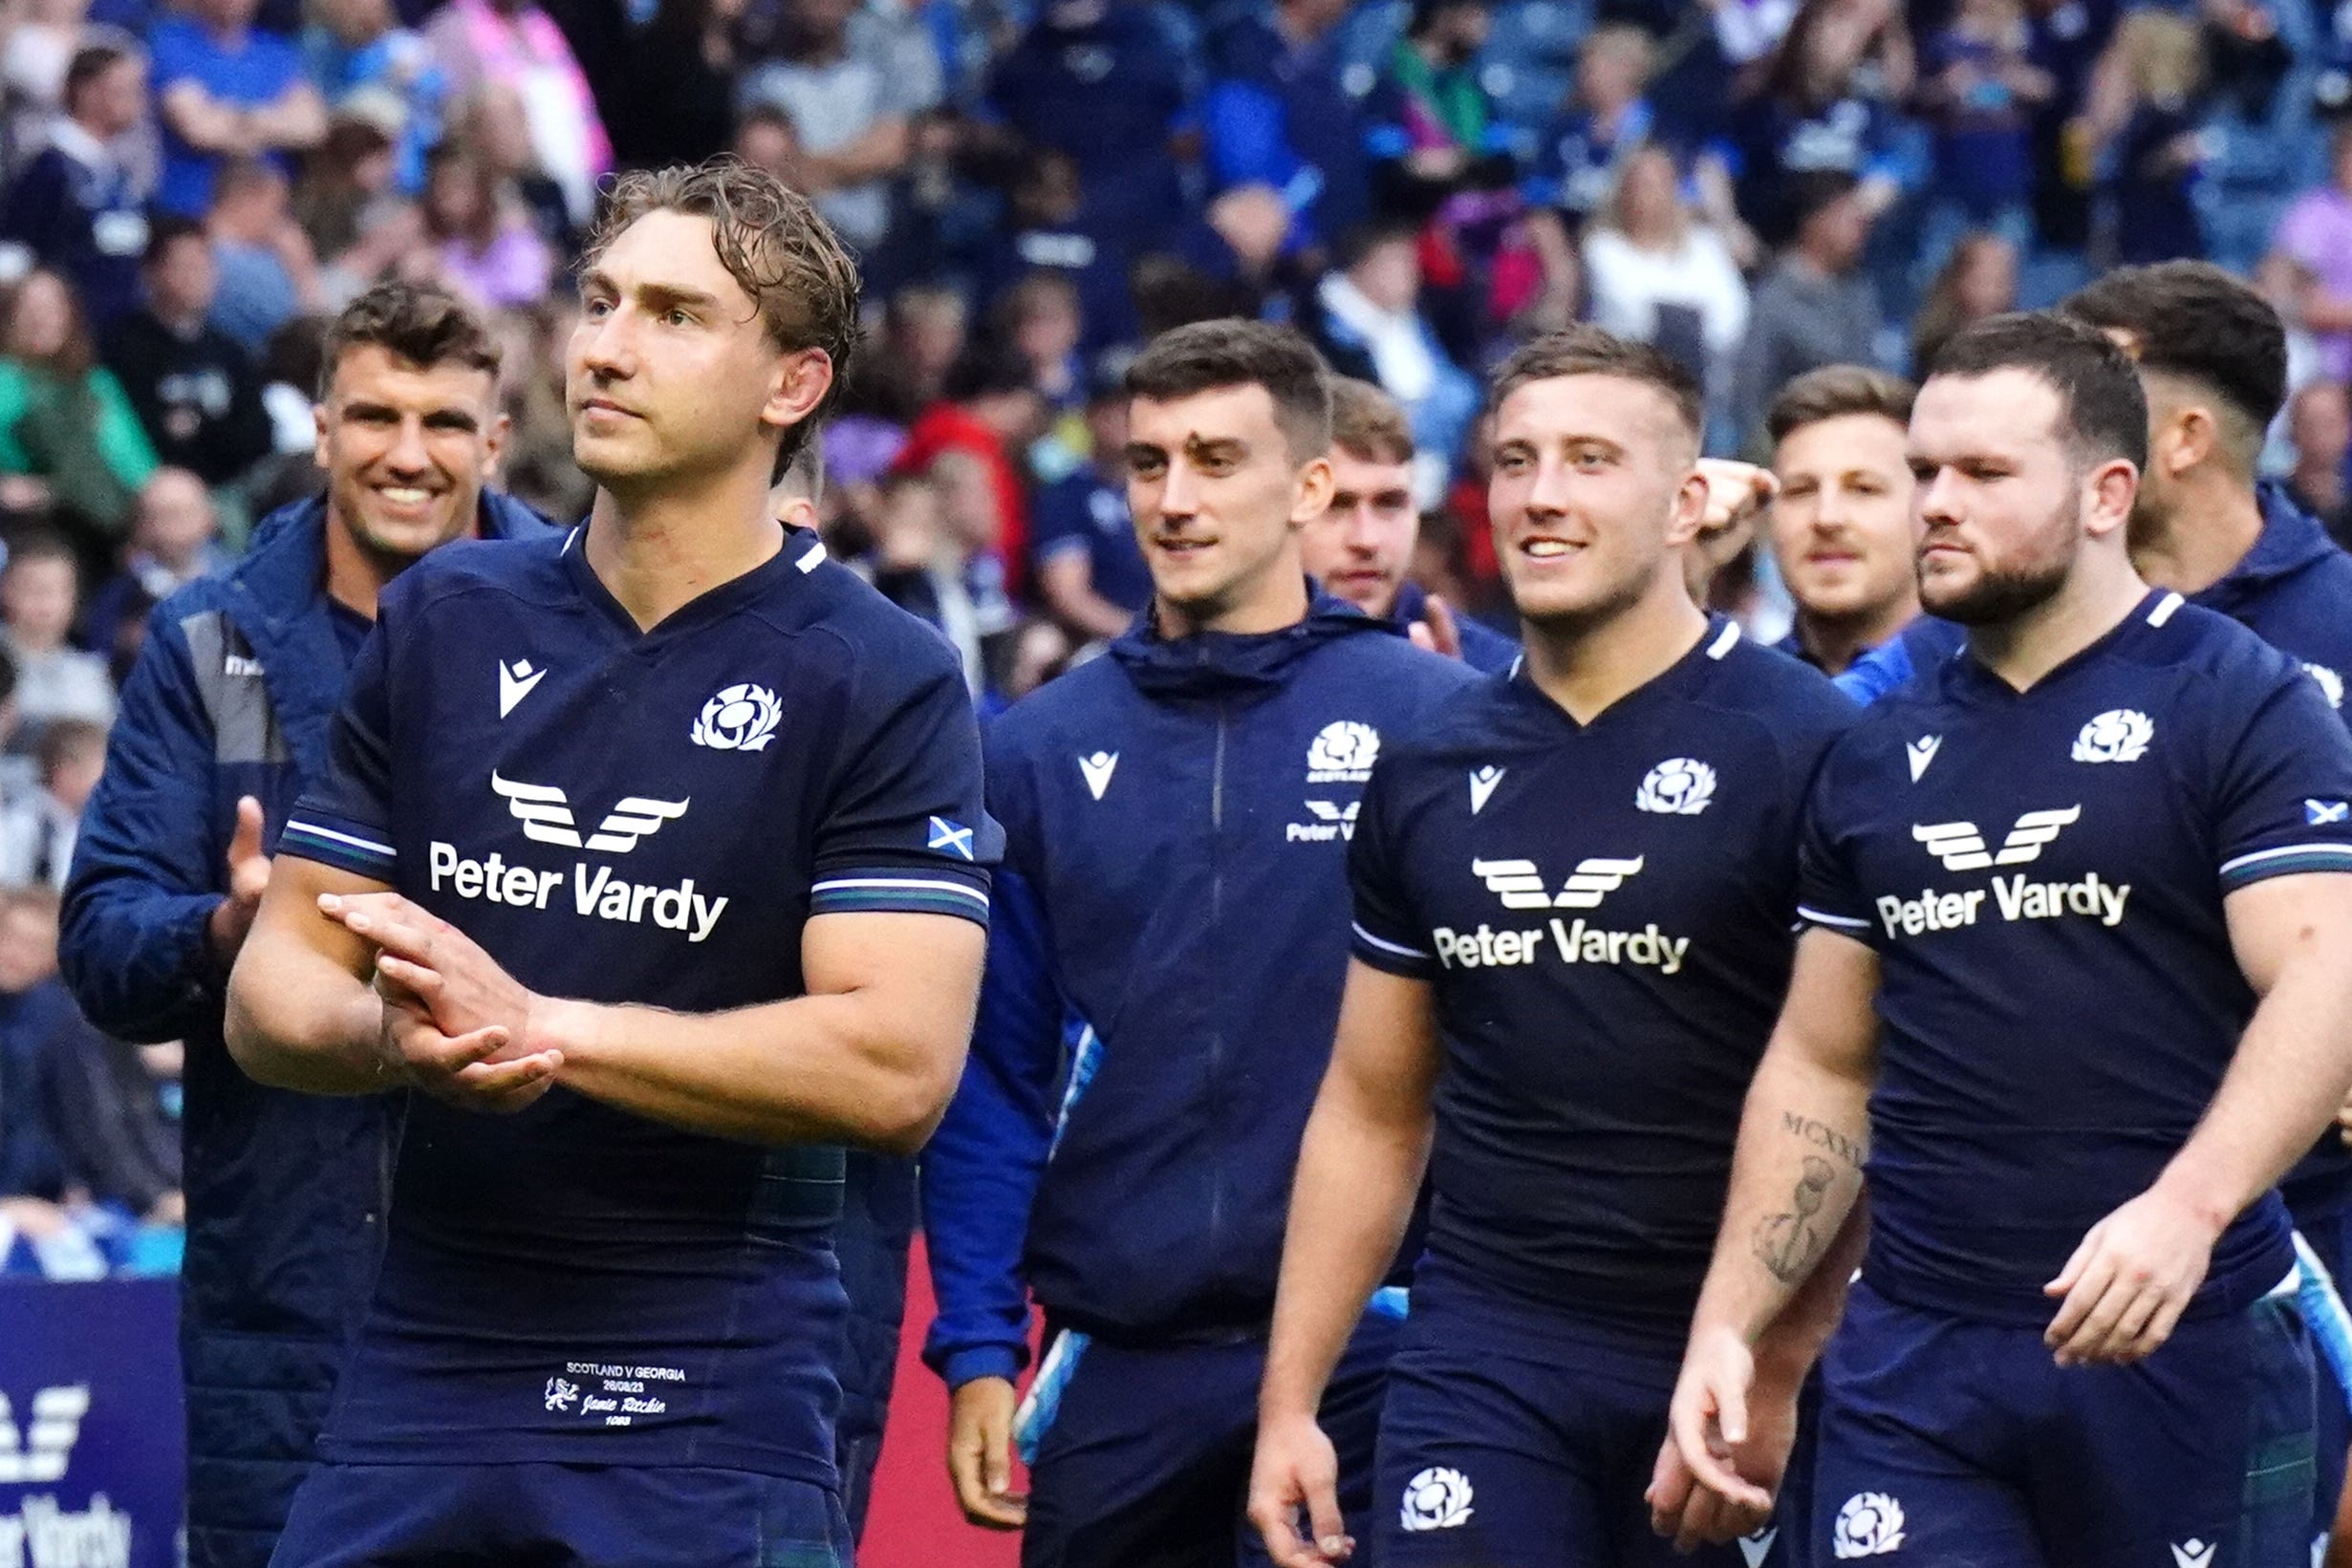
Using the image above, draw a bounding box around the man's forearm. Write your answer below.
[537,987,971,1152]
[2157,944,2352,1228]
[224,940,384,1094]
[1690,1045,1872,1347]
[1259,1084,1431,1422]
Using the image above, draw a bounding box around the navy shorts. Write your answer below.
[1815,1278,2316,1567]
[1370,1284,1802,1568]
[2292,1200,2352,1555]
[269,1460,851,1567]
[1021,1310,1399,1568]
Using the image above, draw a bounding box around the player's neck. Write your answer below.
[1797,594,1919,677]
[1967,553,2149,693]
[584,479,784,631]
[2127,479,2263,597]
[1154,556,1311,638]
[1521,575,1710,724]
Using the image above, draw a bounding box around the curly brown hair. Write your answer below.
[584,159,861,472]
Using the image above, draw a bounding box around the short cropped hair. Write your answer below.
[1766,364,1916,446]
[1125,319,1333,461]
[63,44,129,114]
[1328,376,1413,465]
[1927,311,2149,473]
[318,280,503,398]
[2061,260,2287,470]
[1487,324,1704,443]
[585,158,862,473]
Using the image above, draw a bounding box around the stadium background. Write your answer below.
[2,0,2352,1552]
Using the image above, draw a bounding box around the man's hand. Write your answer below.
[322,891,536,1042]
[1247,1411,1354,1566]
[372,963,559,1112]
[206,796,271,966]
[2043,1185,2224,1365]
[1658,1324,1778,1524]
[1685,460,1779,602]
[1406,593,1464,661]
[946,1376,1026,1530]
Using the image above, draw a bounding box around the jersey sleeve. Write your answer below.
[809,650,999,927]
[1347,759,1436,977]
[1795,744,1877,943]
[2212,660,2352,894]
[278,605,399,884]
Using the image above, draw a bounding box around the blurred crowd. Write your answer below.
[6,0,2352,1265]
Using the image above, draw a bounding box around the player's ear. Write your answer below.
[2167,404,2216,476]
[1288,453,1336,527]
[479,410,512,482]
[1663,464,1709,550]
[762,346,832,439]
[2085,457,2138,539]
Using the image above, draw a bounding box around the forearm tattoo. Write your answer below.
[1750,1112,1866,1286]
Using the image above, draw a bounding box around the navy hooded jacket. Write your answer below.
[922,592,1478,1389]
[59,489,552,1568]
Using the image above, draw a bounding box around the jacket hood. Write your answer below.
[1107,583,1405,698]
[2197,486,2341,614]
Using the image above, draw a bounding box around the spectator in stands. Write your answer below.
[291,106,399,262]
[1581,143,1751,420]
[1150,181,1306,330]
[892,338,1041,588]
[1028,371,1147,640]
[150,0,327,216]
[2286,378,2352,541]
[1525,23,1660,224]
[205,156,319,354]
[1310,221,1480,498]
[1201,0,1370,253]
[443,84,572,261]
[737,0,939,257]
[2272,121,2352,384]
[418,139,552,310]
[988,0,1194,251]
[1301,375,1517,669]
[606,0,743,170]
[975,149,1134,355]
[299,0,442,184]
[1910,228,2018,371]
[0,890,72,1210]
[1003,270,1086,422]
[421,0,609,225]
[1734,170,1886,445]
[60,279,551,1568]
[0,43,157,329]
[1918,0,2049,247]
[33,994,183,1225]
[0,269,158,562]
[1732,0,1915,244]
[857,463,1015,694]
[82,466,222,668]
[4,0,94,151]
[2091,8,2208,265]
[0,718,104,890]
[1,532,116,736]
[1367,0,1500,214]
[103,217,274,489]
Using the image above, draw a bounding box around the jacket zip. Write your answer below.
[1205,698,1229,1268]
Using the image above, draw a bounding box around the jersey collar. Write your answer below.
[559,522,822,643]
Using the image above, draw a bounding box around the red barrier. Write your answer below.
[862,1235,1028,1568]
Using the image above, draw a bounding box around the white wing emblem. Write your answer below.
[492,771,584,848]
[1913,806,2082,871]
[1474,858,1554,910]
[1553,855,1645,908]
[586,796,691,852]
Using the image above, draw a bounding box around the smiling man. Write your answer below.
[1765,367,1931,680]
[222,161,993,1567]
[1246,326,1855,1568]
[58,280,552,1568]
[1302,376,1517,672]
[921,319,1476,1567]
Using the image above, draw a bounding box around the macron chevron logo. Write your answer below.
[1468,764,1505,815]
[1078,751,1118,801]
[499,657,547,718]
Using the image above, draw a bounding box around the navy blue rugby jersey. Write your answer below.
[1348,618,1858,1343]
[1798,591,2352,1327]
[276,525,996,1481]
